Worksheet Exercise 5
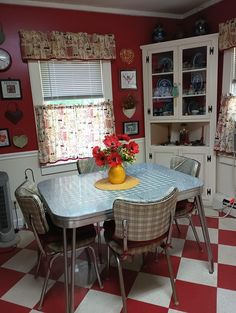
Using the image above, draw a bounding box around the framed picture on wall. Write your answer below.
[123,121,139,135]
[120,69,137,89]
[0,79,22,99]
[0,128,10,147]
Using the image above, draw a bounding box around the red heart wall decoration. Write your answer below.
[4,104,23,124]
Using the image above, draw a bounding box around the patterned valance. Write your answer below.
[19,30,116,60]
[219,17,236,51]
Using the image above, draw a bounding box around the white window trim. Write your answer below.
[222,48,235,95]
[28,60,113,175]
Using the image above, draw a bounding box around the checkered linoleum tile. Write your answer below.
[0,207,236,313]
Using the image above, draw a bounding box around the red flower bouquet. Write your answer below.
[92,134,139,168]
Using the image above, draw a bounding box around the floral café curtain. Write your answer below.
[35,101,115,164]
[214,96,236,153]
[214,18,236,154]
[19,30,116,60]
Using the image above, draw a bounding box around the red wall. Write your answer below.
[0,0,234,155]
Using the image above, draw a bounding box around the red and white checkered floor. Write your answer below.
[0,207,236,313]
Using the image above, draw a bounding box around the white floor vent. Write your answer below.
[0,172,18,247]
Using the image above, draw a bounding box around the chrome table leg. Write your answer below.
[196,195,214,273]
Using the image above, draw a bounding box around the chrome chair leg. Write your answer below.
[88,246,103,289]
[188,216,203,251]
[38,253,59,310]
[96,222,103,263]
[114,253,127,313]
[106,245,111,279]
[165,247,179,306]
[175,219,181,233]
[35,250,43,278]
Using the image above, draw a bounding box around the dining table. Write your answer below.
[38,162,214,313]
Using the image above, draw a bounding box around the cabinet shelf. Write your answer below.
[183,93,206,97]
[182,67,206,73]
[152,71,173,76]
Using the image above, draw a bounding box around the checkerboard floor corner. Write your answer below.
[1,207,236,313]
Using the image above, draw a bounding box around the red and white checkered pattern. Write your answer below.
[0,207,236,313]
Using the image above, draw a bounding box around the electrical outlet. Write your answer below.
[222,198,236,209]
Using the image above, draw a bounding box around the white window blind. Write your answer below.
[232,48,236,94]
[40,60,104,100]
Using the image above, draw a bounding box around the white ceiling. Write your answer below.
[1,0,222,18]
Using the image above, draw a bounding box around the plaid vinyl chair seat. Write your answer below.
[105,187,179,313]
[15,179,103,310]
[175,200,195,217]
[106,232,168,258]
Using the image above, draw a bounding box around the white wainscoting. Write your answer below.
[214,155,236,216]
[0,138,146,227]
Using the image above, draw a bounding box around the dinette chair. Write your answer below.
[76,157,101,174]
[170,155,202,250]
[77,157,103,262]
[104,187,179,313]
[15,179,103,310]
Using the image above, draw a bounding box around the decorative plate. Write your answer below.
[192,52,206,68]
[191,72,203,92]
[158,57,173,72]
[187,100,199,114]
[157,78,172,97]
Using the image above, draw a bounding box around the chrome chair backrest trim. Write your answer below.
[170,155,200,178]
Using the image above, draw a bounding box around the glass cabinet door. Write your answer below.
[151,51,174,117]
[181,46,207,117]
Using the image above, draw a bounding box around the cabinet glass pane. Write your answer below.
[182,46,207,116]
[152,51,174,117]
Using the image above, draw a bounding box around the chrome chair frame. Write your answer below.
[15,180,103,310]
[77,157,104,262]
[170,155,202,250]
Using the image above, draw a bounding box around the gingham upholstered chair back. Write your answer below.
[113,187,178,244]
[170,156,200,178]
[107,187,179,311]
[15,180,49,234]
[76,157,101,174]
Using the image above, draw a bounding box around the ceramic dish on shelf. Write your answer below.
[187,100,199,115]
[158,57,173,72]
[191,72,203,92]
[157,78,172,97]
[192,52,206,68]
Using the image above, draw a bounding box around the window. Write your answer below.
[214,47,236,154]
[29,60,114,165]
[222,47,236,95]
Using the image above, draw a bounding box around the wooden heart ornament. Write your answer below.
[13,135,28,148]
[5,103,23,124]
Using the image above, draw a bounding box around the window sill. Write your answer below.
[41,160,78,176]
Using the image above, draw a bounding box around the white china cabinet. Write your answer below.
[141,33,218,203]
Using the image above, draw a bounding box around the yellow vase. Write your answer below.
[108,164,126,184]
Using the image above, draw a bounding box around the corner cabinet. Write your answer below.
[141,33,218,204]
